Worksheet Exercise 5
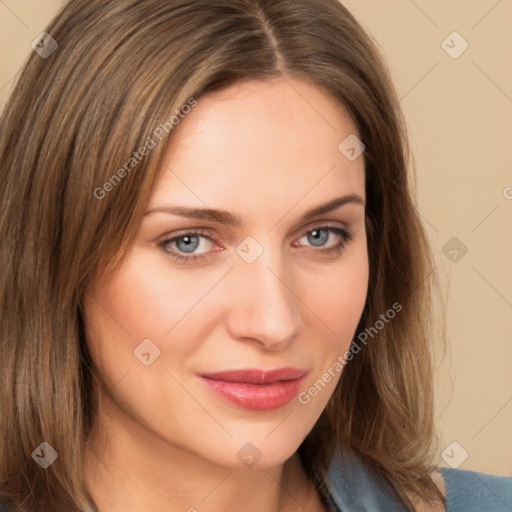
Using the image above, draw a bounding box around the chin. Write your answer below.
[179,429,305,471]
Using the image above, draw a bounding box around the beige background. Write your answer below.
[1,1,511,476]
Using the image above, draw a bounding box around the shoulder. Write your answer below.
[324,449,512,512]
[439,466,512,512]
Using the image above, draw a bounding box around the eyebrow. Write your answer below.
[143,193,364,226]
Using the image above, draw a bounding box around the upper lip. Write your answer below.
[200,367,306,384]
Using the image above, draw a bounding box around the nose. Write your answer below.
[224,246,303,351]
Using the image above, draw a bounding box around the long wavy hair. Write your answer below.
[0,0,445,510]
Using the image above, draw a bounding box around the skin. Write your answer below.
[82,76,371,512]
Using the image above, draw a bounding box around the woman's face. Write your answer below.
[83,77,368,469]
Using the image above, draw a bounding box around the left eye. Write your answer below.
[296,226,348,249]
[159,225,352,264]
[165,233,214,255]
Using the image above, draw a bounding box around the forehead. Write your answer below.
[148,77,365,221]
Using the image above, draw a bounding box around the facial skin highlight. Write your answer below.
[82,77,369,512]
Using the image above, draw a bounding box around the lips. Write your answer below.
[199,368,306,411]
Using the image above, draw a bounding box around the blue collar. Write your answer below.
[324,448,410,511]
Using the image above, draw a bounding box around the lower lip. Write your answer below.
[200,376,304,411]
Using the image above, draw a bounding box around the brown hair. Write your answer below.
[0,0,445,510]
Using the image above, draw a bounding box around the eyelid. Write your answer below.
[297,218,349,235]
[159,227,214,240]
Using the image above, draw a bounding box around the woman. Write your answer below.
[0,1,510,511]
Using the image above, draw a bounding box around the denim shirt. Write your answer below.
[324,449,512,511]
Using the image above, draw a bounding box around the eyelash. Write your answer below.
[159,225,352,264]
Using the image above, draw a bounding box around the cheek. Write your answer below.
[81,251,216,428]
[81,254,175,387]
[294,251,368,410]
[84,248,221,359]
[302,245,369,351]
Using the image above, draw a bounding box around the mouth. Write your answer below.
[199,368,306,411]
